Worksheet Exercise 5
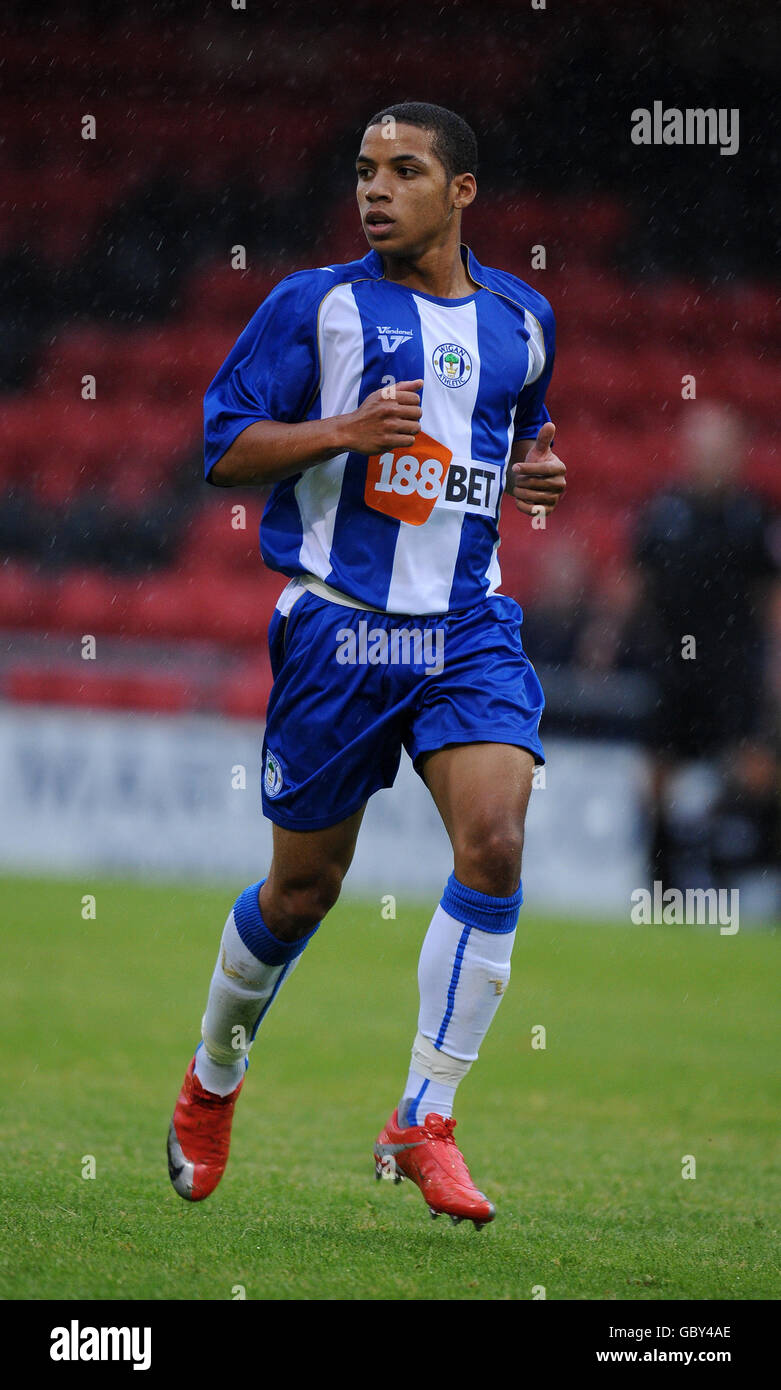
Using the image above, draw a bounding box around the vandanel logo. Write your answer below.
[377,325,414,353]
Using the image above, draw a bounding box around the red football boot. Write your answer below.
[167,1056,244,1201]
[373,1109,496,1228]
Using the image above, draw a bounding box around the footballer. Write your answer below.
[167,102,566,1227]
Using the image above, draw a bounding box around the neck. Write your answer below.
[381,235,477,299]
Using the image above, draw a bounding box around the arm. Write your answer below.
[210,416,351,487]
[505,292,563,515]
[210,381,425,488]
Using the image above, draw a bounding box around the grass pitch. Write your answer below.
[0,874,778,1301]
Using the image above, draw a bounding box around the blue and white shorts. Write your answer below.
[260,580,545,831]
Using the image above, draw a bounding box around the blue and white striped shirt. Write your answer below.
[204,244,555,615]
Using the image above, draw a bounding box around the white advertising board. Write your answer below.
[0,705,648,915]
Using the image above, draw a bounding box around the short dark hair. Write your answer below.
[364,102,478,182]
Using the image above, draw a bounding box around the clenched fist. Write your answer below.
[342,380,424,455]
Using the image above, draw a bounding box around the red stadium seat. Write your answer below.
[466,195,632,274]
[194,575,276,647]
[220,657,274,719]
[35,327,132,398]
[745,441,781,503]
[5,663,193,713]
[180,261,294,325]
[546,423,674,502]
[0,561,57,629]
[178,504,265,573]
[52,570,133,636]
[123,573,207,641]
[120,569,272,646]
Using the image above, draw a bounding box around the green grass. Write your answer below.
[0,874,778,1301]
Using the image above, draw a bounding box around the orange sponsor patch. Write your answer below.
[364,431,453,527]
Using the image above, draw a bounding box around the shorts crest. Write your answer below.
[264,750,284,798]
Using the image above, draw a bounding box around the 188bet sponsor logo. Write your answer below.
[364,432,501,527]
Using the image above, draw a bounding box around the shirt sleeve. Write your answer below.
[203,271,325,482]
[513,296,556,443]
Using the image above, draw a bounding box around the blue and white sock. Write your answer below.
[398,873,521,1128]
[194,879,318,1096]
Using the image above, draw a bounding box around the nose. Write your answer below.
[366,177,391,201]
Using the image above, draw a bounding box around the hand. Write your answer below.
[508,422,566,516]
[341,380,423,455]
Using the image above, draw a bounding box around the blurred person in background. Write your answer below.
[571,564,647,676]
[514,541,589,670]
[710,741,780,916]
[633,401,779,896]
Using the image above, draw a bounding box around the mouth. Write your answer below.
[365,212,396,235]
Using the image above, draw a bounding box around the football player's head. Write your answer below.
[357,102,477,257]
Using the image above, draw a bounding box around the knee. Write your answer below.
[262,861,344,940]
[454,820,524,897]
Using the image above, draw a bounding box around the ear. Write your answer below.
[452,172,477,210]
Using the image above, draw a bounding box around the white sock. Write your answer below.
[399,874,521,1127]
[194,1042,245,1097]
[193,881,318,1095]
[400,1039,463,1124]
[194,908,297,1094]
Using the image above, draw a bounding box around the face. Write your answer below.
[682,403,742,491]
[356,122,473,257]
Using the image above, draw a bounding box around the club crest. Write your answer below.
[264,750,284,798]
[432,342,472,388]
